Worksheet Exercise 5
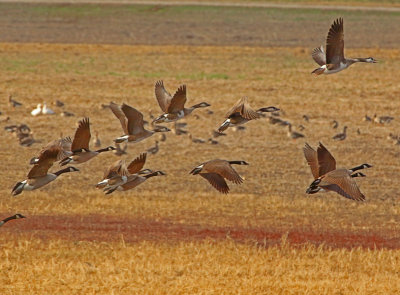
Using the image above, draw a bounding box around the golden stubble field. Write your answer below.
[1,43,400,293]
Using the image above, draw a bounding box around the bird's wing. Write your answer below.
[71,118,91,152]
[155,80,172,113]
[200,173,230,194]
[167,85,187,113]
[27,146,60,178]
[317,142,336,176]
[326,18,345,64]
[225,97,260,120]
[303,143,319,179]
[109,102,128,135]
[127,153,147,174]
[320,171,365,201]
[121,104,146,135]
[311,46,326,66]
[103,159,124,179]
[204,160,243,184]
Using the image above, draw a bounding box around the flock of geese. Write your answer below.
[1,17,381,227]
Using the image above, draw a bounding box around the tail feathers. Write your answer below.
[311,67,325,75]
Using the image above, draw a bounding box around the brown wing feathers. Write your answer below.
[71,117,91,151]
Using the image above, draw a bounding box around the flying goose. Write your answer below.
[218,97,279,133]
[30,137,72,165]
[12,145,79,196]
[96,153,148,192]
[332,126,347,141]
[60,118,115,166]
[153,80,211,123]
[312,18,377,75]
[109,102,170,144]
[303,142,372,201]
[109,171,166,194]
[190,159,249,194]
[0,214,25,227]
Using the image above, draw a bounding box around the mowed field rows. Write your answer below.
[1,43,400,293]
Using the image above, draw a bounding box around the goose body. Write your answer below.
[31,104,42,116]
[332,126,347,141]
[190,159,248,194]
[312,18,377,75]
[12,144,79,196]
[110,102,170,144]
[303,142,372,201]
[115,171,166,193]
[42,103,55,115]
[218,97,279,133]
[153,80,210,124]
[60,118,115,165]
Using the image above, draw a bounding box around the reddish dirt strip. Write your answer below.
[1,215,399,249]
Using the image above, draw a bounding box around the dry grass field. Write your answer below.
[1,2,400,294]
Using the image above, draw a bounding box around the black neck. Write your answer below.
[229,161,244,165]
[96,147,113,153]
[54,167,74,176]
[2,215,17,223]
[349,164,370,172]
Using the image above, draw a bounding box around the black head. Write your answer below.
[367,57,377,63]
[154,126,171,132]
[11,181,25,196]
[68,167,80,172]
[258,106,280,113]
[107,146,116,151]
[14,213,26,219]
[229,160,249,166]
[192,102,211,108]
[361,163,373,169]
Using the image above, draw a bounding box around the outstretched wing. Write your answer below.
[155,80,172,113]
[71,118,91,151]
[27,146,60,178]
[127,153,147,174]
[225,97,260,120]
[317,142,336,177]
[303,143,319,179]
[326,18,344,64]
[311,46,326,66]
[167,85,187,113]
[109,102,128,135]
[121,104,146,135]
[203,160,243,184]
[200,173,230,194]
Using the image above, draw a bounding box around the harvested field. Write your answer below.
[1,2,400,293]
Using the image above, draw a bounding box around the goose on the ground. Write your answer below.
[332,126,347,141]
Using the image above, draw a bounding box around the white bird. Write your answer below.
[42,103,55,115]
[31,104,42,116]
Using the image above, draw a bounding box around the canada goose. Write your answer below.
[363,115,372,122]
[12,146,79,196]
[31,104,42,116]
[373,114,394,124]
[42,103,55,115]
[19,134,39,147]
[108,171,166,194]
[190,159,248,194]
[109,102,170,144]
[97,153,147,191]
[30,137,72,165]
[188,133,205,144]
[312,18,377,75]
[158,133,167,142]
[269,116,290,126]
[153,80,211,123]
[54,100,64,107]
[60,118,115,166]
[331,120,339,129]
[0,214,25,227]
[60,111,75,117]
[287,124,305,139]
[298,125,306,131]
[218,97,279,133]
[303,115,309,122]
[303,142,372,201]
[172,121,188,135]
[208,138,218,145]
[113,142,128,156]
[212,130,226,138]
[9,95,22,107]
[93,131,101,147]
[147,141,159,155]
[332,126,347,141]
